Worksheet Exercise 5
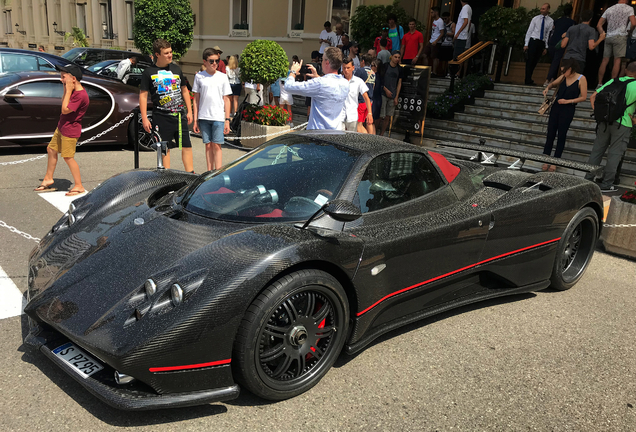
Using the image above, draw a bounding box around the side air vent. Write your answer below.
[147,182,187,208]
[483,180,513,191]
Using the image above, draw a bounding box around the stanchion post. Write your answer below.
[133,107,140,169]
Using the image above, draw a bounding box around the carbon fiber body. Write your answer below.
[24,131,604,410]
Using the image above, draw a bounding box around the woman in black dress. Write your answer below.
[541,58,588,171]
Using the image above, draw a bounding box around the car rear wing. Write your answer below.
[433,141,603,176]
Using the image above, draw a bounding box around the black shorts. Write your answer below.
[152,111,192,149]
[305,97,312,107]
[440,45,454,61]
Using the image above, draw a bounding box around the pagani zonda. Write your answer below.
[24,131,603,410]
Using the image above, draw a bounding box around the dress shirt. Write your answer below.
[525,14,554,46]
[284,73,349,130]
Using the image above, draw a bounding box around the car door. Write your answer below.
[81,83,114,132]
[0,79,62,140]
[347,152,491,331]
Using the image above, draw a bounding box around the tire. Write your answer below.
[549,207,599,291]
[233,269,349,401]
[127,112,157,152]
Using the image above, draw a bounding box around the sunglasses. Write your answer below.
[207,58,220,64]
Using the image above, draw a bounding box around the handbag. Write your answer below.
[538,91,556,115]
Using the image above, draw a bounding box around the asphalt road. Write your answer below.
[0,137,635,431]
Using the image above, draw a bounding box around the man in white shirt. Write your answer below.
[423,7,444,75]
[192,48,232,172]
[596,0,636,87]
[453,0,472,77]
[115,56,137,84]
[319,21,337,56]
[285,47,349,130]
[524,3,554,85]
[342,57,372,132]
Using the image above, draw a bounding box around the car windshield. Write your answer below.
[61,48,82,61]
[182,136,361,222]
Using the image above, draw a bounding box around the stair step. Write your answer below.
[463,106,596,130]
[484,90,593,109]
[454,112,596,141]
[473,98,594,118]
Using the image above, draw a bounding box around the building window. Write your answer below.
[231,0,250,30]
[3,10,12,34]
[125,1,134,40]
[291,0,304,30]
[100,2,114,39]
[331,0,350,34]
[76,3,87,37]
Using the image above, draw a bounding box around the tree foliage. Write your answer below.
[64,27,89,47]
[480,6,538,49]
[239,40,289,88]
[133,0,194,60]
[350,0,425,52]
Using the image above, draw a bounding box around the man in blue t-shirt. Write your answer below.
[387,13,404,52]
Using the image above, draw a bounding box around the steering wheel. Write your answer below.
[284,196,322,216]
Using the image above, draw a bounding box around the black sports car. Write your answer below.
[24,132,603,410]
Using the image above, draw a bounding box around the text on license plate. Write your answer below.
[52,342,104,378]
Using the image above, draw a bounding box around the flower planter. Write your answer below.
[427,111,454,120]
[240,121,291,148]
[602,196,636,259]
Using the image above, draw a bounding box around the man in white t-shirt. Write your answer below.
[342,57,372,131]
[192,48,232,172]
[597,0,636,87]
[453,0,472,61]
[423,7,444,75]
[319,21,337,55]
[116,56,137,84]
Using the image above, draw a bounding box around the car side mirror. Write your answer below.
[4,89,25,100]
[323,200,362,222]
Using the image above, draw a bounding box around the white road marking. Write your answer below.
[0,265,25,320]
[38,190,87,213]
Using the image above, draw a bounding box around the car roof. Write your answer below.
[0,70,137,90]
[287,130,429,157]
[0,47,70,62]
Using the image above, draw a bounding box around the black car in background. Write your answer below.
[87,59,152,88]
[62,48,152,68]
[0,48,95,75]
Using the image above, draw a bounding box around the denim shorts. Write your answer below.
[199,119,224,144]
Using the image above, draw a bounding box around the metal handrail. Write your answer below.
[448,41,494,93]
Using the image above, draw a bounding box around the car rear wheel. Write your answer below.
[550,207,598,291]
[233,269,349,400]
[127,112,157,151]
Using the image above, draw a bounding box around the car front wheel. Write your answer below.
[128,112,157,151]
[550,207,599,290]
[233,269,349,400]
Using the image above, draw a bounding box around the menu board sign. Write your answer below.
[391,65,431,136]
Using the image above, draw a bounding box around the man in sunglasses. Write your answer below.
[374,26,393,54]
[192,48,232,172]
[140,39,194,172]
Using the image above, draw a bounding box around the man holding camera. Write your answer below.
[285,47,349,130]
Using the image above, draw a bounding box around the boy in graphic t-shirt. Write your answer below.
[139,39,194,172]
[34,63,90,196]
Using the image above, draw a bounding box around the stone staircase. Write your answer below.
[423,78,636,188]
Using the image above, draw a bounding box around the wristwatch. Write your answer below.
[225,118,230,121]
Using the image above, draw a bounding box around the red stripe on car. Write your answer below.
[149,359,231,372]
[356,238,561,317]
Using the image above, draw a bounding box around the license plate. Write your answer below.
[52,342,104,378]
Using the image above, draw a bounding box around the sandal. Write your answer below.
[34,184,57,193]
[65,189,86,197]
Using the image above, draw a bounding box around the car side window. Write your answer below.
[37,58,55,71]
[105,51,126,61]
[84,84,110,100]
[17,81,63,98]
[1,53,38,73]
[79,50,104,65]
[355,152,444,214]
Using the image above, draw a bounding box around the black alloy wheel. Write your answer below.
[128,112,157,151]
[550,207,599,290]
[233,269,349,400]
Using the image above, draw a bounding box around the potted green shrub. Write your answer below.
[602,183,636,259]
[239,40,290,147]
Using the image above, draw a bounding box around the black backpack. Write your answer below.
[593,78,636,126]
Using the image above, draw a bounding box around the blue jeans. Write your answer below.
[199,119,224,144]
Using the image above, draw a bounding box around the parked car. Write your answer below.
[0,48,94,75]
[23,132,603,410]
[62,47,152,68]
[87,59,152,88]
[0,71,154,150]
